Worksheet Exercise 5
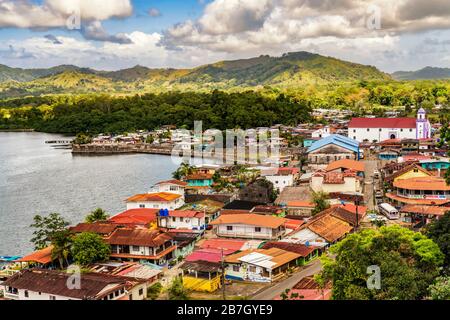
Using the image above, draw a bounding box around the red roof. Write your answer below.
[19,246,54,265]
[332,204,368,216]
[185,248,230,263]
[156,180,187,187]
[167,210,205,218]
[126,192,182,202]
[401,154,433,162]
[349,118,416,129]
[199,239,246,252]
[285,219,305,230]
[109,209,158,226]
[278,167,300,175]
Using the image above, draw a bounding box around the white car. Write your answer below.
[367,214,388,222]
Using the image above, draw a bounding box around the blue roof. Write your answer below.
[307,134,360,154]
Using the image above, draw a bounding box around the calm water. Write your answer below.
[0,132,179,256]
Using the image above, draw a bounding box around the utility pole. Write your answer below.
[221,248,226,301]
[355,198,360,231]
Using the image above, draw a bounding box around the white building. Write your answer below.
[148,180,187,196]
[310,170,362,194]
[348,109,431,143]
[157,210,206,230]
[265,174,294,193]
[312,126,332,139]
[125,192,184,210]
[210,214,286,240]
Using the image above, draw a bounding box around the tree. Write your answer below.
[317,225,444,300]
[73,133,92,145]
[172,162,194,180]
[428,276,450,300]
[85,208,109,223]
[146,135,155,144]
[426,212,450,273]
[71,232,110,266]
[167,276,190,300]
[147,282,163,300]
[30,213,70,250]
[312,191,330,216]
[51,230,73,269]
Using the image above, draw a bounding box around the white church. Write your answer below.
[348,108,431,143]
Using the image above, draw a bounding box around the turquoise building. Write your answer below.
[186,174,214,187]
[420,160,450,171]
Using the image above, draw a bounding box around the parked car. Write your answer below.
[373,170,381,179]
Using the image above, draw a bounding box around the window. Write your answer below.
[139,288,144,296]
[139,204,145,208]
[132,246,140,251]
[353,136,356,140]
[379,129,382,132]
[353,129,356,133]
[180,217,184,222]
[24,290,29,298]
[49,295,56,300]
[401,129,403,132]
[410,129,413,132]
[227,226,233,231]
[367,129,370,132]
[255,227,262,232]
[172,217,176,222]
[249,266,257,273]
[232,265,240,272]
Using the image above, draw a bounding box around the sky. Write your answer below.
[2,0,450,73]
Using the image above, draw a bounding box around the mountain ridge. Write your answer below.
[392,66,450,80]
[0,51,392,97]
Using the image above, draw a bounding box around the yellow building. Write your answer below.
[386,164,432,184]
[180,261,223,293]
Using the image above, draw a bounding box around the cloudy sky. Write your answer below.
[2,0,450,73]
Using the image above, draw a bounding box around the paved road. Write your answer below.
[364,160,379,211]
[251,260,322,300]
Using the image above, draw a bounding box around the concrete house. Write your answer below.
[307,135,360,170]
[157,210,206,231]
[148,180,187,196]
[225,248,301,283]
[210,214,286,240]
[125,192,185,210]
[311,170,363,194]
[2,269,148,300]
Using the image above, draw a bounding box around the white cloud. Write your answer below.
[0,0,133,42]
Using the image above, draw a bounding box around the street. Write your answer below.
[251,259,322,300]
[363,159,379,211]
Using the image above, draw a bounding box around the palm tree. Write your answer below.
[85,208,109,223]
[51,230,72,269]
[172,162,194,180]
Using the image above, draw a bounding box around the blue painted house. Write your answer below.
[303,138,319,148]
[420,160,450,171]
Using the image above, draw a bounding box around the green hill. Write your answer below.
[392,67,450,80]
[0,51,391,97]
